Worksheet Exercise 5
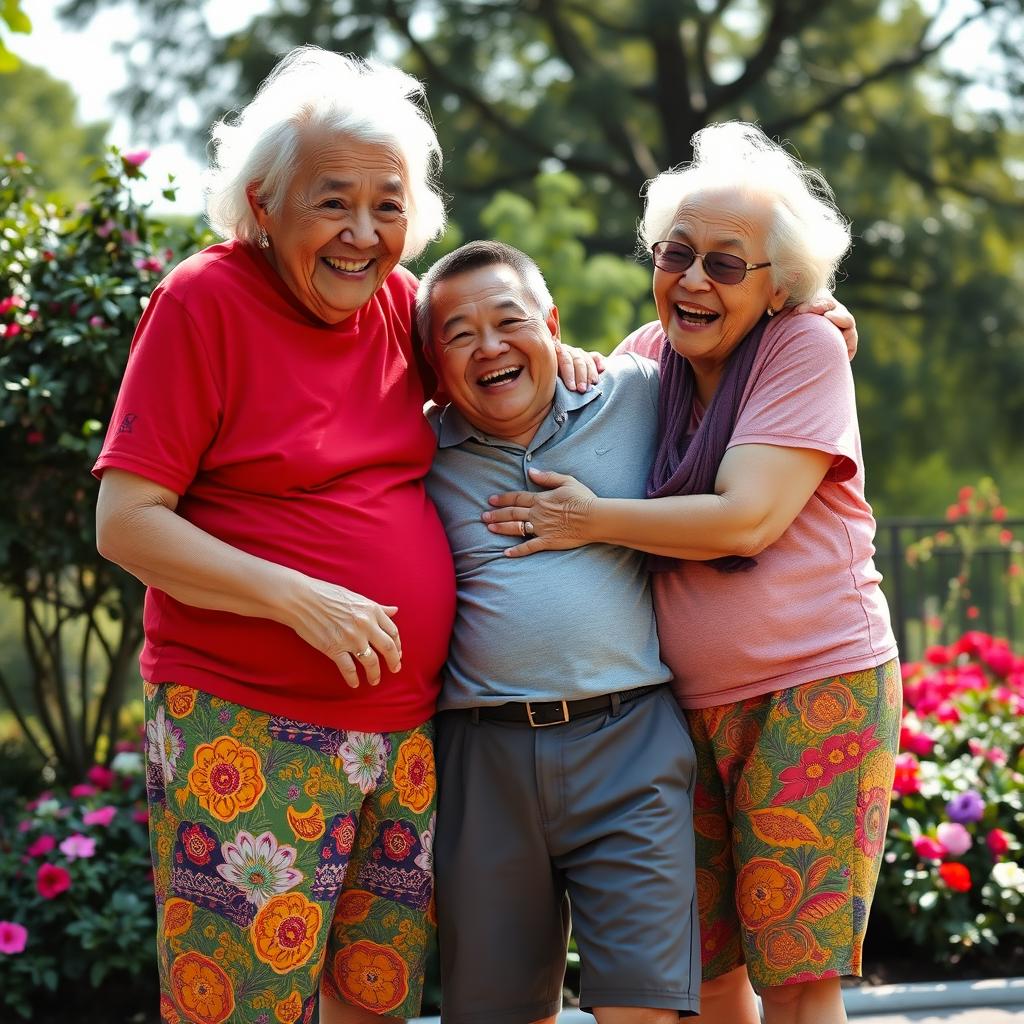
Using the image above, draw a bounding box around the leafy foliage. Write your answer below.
[0,149,212,778]
[875,632,1024,967]
[0,749,157,1020]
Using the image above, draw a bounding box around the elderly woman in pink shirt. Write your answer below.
[483,121,899,1024]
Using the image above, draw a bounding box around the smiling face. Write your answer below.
[653,188,788,398]
[429,264,560,446]
[252,132,409,324]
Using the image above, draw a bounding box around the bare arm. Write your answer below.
[482,443,833,559]
[96,468,401,687]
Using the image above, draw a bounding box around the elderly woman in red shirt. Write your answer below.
[93,47,596,1024]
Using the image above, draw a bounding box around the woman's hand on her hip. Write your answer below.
[287,579,402,688]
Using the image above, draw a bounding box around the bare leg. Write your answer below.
[594,1009,680,1024]
[760,977,846,1024]
[696,964,760,1024]
[318,985,404,1024]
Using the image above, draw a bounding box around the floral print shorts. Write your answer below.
[686,660,901,992]
[144,682,436,1024]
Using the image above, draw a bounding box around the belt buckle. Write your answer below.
[526,699,570,728]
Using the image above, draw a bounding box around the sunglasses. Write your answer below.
[650,240,771,286]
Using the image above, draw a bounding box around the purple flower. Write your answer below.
[946,789,985,824]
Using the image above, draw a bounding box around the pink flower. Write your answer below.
[0,922,28,955]
[86,765,116,789]
[936,822,973,856]
[131,808,149,825]
[17,820,32,833]
[935,702,961,723]
[913,835,946,861]
[59,833,96,860]
[899,725,935,757]
[36,863,71,899]
[82,806,117,828]
[26,835,56,857]
[120,230,139,246]
[88,315,105,328]
[987,829,1011,857]
[70,783,98,798]
[95,219,116,238]
[984,644,1014,677]
[134,256,163,272]
[958,486,974,502]
[924,645,950,666]
[0,323,22,338]
[0,295,25,314]
[122,149,151,167]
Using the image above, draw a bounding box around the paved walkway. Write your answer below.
[412,977,1024,1022]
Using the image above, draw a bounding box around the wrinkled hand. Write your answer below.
[554,342,605,393]
[482,468,597,556]
[794,290,858,361]
[289,578,402,688]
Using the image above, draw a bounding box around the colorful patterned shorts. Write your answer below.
[143,683,436,1023]
[686,660,901,992]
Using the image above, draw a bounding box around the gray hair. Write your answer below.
[639,122,851,305]
[205,46,445,260]
[415,240,555,350]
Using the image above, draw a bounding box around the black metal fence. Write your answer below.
[874,516,1023,659]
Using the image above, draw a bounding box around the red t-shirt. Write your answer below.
[93,240,456,731]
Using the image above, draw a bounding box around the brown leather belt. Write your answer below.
[452,684,665,728]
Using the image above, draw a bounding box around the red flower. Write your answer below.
[986,829,1011,858]
[332,818,357,857]
[958,486,974,502]
[924,645,950,666]
[938,862,971,892]
[820,725,880,774]
[945,504,961,522]
[773,748,836,803]
[380,822,416,861]
[36,863,72,899]
[993,505,1007,521]
[913,836,946,861]
[984,644,1014,678]
[966,606,980,620]
[181,824,218,866]
[892,753,921,796]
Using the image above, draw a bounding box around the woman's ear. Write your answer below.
[246,184,268,229]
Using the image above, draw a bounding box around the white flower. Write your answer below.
[110,751,144,776]
[339,732,388,795]
[145,706,184,785]
[415,813,435,872]
[991,861,1024,892]
[216,830,303,906]
[34,798,62,818]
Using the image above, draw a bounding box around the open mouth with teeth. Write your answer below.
[322,255,373,274]
[477,366,524,388]
[674,303,720,325]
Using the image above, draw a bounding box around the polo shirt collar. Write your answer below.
[436,379,602,449]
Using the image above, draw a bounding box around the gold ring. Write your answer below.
[355,645,373,659]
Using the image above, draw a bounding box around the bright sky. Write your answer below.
[8,0,1005,216]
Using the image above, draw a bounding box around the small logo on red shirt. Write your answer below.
[118,414,138,434]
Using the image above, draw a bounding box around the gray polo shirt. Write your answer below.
[425,353,670,709]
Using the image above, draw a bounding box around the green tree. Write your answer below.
[0,0,30,72]
[0,60,109,198]
[55,0,1024,513]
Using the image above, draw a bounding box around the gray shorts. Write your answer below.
[434,685,701,1024]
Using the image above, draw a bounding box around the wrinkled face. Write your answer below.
[429,264,560,446]
[253,132,409,324]
[652,189,788,379]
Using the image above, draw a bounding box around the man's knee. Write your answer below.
[593,1007,680,1024]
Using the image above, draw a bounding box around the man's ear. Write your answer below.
[546,304,561,342]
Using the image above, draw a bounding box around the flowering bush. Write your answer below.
[0,147,210,779]
[0,746,157,1020]
[875,630,1024,967]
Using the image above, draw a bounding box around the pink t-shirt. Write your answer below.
[618,311,897,708]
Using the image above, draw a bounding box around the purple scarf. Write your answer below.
[647,313,771,573]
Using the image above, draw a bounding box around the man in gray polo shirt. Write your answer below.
[418,241,700,1024]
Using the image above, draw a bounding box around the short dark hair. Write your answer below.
[414,240,554,350]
